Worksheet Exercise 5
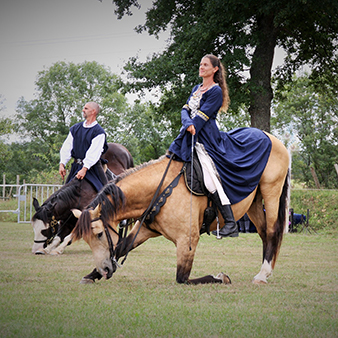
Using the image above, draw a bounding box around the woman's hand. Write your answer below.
[187,125,196,135]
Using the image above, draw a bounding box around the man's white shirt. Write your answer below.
[59,120,105,170]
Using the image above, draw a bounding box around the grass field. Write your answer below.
[0,221,337,338]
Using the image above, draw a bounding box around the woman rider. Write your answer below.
[169,54,238,237]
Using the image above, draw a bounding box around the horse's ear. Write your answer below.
[71,209,82,219]
[92,204,102,218]
[33,198,40,211]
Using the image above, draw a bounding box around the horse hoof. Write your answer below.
[35,250,46,255]
[80,278,95,284]
[215,272,231,284]
[252,278,267,285]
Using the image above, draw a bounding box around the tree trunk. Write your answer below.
[334,164,338,178]
[249,15,277,132]
[310,167,321,189]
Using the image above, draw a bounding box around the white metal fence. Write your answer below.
[0,184,62,223]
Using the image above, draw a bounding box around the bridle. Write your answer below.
[33,215,59,245]
[90,217,130,271]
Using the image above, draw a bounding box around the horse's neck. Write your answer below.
[117,158,182,218]
[51,182,82,217]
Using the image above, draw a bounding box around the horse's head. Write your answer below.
[72,204,120,279]
[30,180,85,254]
[31,197,59,254]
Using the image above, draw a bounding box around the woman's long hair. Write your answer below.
[204,54,230,112]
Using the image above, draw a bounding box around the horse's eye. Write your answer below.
[97,232,103,239]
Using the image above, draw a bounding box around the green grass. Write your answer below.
[0,198,18,222]
[0,222,337,338]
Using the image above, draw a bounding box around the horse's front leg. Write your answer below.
[50,233,72,255]
[175,238,196,283]
[175,237,231,285]
[188,273,231,284]
[80,268,102,284]
[116,221,159,259]
[40,236,61,254]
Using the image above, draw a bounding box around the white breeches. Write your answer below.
[195,142,230,205]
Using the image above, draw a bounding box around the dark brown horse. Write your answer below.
[72,132,290,285]
[31,143,133,255]
[102,143,134,176]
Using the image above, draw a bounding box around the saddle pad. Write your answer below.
[184,156,207,196]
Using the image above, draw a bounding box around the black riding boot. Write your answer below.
[210,191,238,238]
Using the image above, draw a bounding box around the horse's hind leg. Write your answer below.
[248,176,288,284]
[252,204,282,284]
[247,191,272,284]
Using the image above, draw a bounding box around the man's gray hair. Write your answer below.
[88,102,100,115]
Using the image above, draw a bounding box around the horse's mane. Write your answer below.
[32,179,81,222]
[72,155,167,242]
[114,155,166,183]
[72,183,125,242]
[72,209,93,242]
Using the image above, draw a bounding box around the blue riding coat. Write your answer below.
[169,84,272,204]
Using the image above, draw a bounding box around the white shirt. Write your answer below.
[60,120,105,170]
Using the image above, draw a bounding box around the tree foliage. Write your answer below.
[117,101,173,163]
[15,61,126,146]
[13,61,127,171]
[0,95,13,176]
[2,61,172,183]
[113,0,338,133]
[272,74,338,188]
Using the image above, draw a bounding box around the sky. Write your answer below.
[0,0,285,122]
[0,0,170,118]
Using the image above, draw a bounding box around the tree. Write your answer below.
[117,101,174,163]
[272,74,338,188]
[112,0,338,132]
[0,95,13,175]
[8,61,134,182]
[0,94,12,137]
[8,61,174,182]
[14,61,128,168]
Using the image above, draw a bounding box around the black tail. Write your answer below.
[272,169,290,268]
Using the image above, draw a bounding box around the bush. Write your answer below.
[290,189,338,233]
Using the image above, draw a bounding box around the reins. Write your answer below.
[92,217,121,269]
[55,178,83,235]
[189,134,194,251]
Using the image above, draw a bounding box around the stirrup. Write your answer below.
[215,216,222,240]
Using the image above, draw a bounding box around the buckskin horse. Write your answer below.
[72,130,289,285]
[31,143,133,255]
